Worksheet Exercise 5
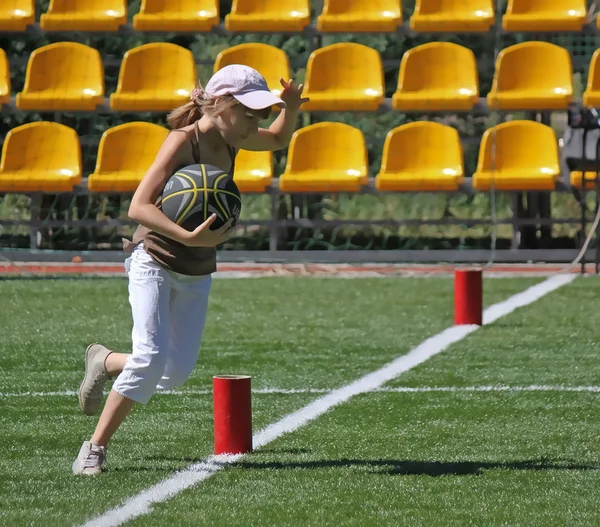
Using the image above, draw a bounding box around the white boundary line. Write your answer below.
[80,274,576,527]
[3,384,600,399]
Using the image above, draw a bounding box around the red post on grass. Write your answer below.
[213,375,252,455]
[454,268,483,326]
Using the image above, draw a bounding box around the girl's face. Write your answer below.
[216,101,270,145]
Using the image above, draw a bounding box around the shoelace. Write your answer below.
[89,376,106,400]
[89,368,108,400]
[83,445,106,468]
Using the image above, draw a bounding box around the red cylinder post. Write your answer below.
[213,375,252,455]
[454,268,483,325]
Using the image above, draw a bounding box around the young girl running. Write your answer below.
[73,65,308,475]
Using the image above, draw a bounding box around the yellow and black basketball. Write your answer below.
[161,164,241,231]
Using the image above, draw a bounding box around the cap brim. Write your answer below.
[233,90,286,110]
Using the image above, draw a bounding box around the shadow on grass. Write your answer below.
[232,457,600,477]
[142,454,599,477]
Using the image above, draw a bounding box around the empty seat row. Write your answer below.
[0,41,588,113]
[0,0,590,33]
[0,120,568,194]
[0,121,276,193]
[282,120,562,193]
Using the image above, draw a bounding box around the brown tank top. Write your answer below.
[123,122,236,276]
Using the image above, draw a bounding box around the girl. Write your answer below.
[73,64,309,475]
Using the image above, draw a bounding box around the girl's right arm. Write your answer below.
[128,132,232,247]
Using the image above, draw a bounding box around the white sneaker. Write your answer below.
[72,441,107,475]
[78,343,111,416]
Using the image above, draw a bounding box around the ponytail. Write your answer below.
[166,100,203,129]
[167,82,205,129]
[167,81,240,129]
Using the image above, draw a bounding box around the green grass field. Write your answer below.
[1,276,599,526]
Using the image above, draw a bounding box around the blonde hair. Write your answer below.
[167,81,273,129]
[167,81,239,129]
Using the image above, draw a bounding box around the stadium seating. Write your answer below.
[16,42,104,111]
[88,122,168,193]
[0,49,10,105]
[40,0,127,31]
[0,0,34,31]
[110,43,196,112]
[583,49,600,108]
[132,0,219,31]
[376,122,464,192]
[569,171,599,190]
[301,43,384,112]
[410,0,494,32]
[392,43,479,111]
[503,0,587,32]
[234,150,273,192]
[487,42,573,110]
[214,43,290,98]
[225,0,310,32]
[0,122,82,192]
[316,0,402,32]
[473,121,560,191]
[280,122,368,192]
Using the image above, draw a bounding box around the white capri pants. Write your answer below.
[112,244,212,404]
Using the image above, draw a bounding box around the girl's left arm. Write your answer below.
[238,78,309,152]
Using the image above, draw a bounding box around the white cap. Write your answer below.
[205,64,286,110]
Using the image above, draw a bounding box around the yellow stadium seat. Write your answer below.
[0,49,10,105]
[234,150,273,192]
[41,0,127,31]
[583,49,600,108]
[570,171,600,190]
[302,43,384,112]
[16,43,104,111]
[225,0,310,32]
[214,43,290,99]
[473,121,560,191]
[410,0,494,32]
[392,43,479,112]
[110,43,196,112]
[316,0,402,32]
[487,42,573,111]
[88,123,169,193]
[0,122,82,192]
[503,0,586,32]
[0,0,34,31]
[280,123,368,192]
[133,0,219,31]
[376,122,464,192]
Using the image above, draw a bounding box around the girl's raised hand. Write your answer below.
[279,78,310,110]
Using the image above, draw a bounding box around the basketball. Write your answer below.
[160,164,242,231]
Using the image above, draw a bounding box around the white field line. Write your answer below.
[79,274,575,527]
[3,384,600,399]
